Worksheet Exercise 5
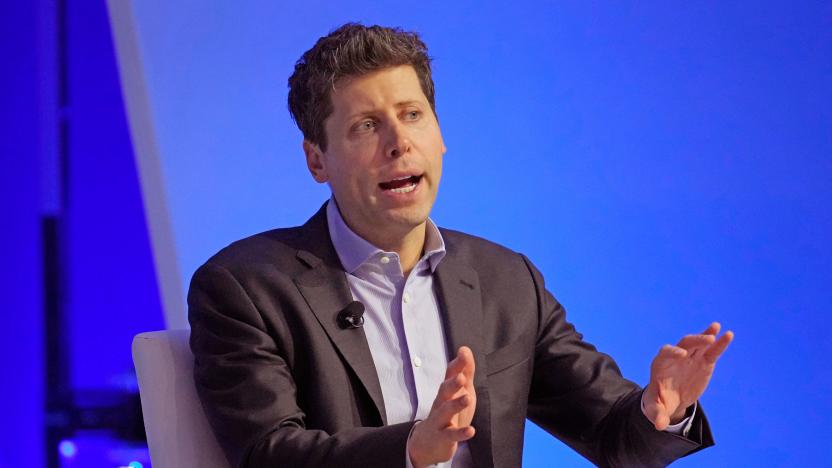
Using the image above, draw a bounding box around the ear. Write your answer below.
[303,140,328,183]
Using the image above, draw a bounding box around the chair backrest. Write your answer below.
[132,329,230,468]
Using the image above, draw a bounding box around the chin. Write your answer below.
[385,208,431,231]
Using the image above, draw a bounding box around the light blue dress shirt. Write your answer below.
[326,198,692,466]
[326,199,472,467]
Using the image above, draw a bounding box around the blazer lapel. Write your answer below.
[289,205,494,466]
[434,256,495,468]
[291,206,388,426]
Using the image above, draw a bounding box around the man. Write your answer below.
[188,23,733,468]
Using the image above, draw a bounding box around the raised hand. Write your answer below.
[643,322,734,430]
[408,346,477,468]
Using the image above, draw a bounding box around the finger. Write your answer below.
[457,346,475,382]
[435,372,466,403]
[676,334,716,351]
[432,393,472,427]
[658,344,688,359]
[444,349,467,379]
[703,322,721,336]
[652,345,687,372]
[704,330,734,363]
[441,425,476,442]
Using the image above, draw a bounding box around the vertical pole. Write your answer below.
[42,0,70,466]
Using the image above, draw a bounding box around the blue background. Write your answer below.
[3,1,830,466]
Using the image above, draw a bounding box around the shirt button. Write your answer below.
[380,256,390,264]
[403,293,411,303]
[413,356,422,368]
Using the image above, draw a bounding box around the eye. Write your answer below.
[404,110,421,121]
[353,119,377,133]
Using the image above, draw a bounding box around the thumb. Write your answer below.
[653,407,670,431]
[642,392,669,431]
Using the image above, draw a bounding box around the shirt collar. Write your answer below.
[326,197,446,274]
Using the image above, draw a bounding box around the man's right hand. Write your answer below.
[408,346,477,468]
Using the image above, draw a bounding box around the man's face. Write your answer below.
[305,65,445,244]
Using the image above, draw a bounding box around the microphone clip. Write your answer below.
[337,301,365,329]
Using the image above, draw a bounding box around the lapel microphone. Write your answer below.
[337,301,365,329]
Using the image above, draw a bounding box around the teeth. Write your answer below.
[390,183,417,193]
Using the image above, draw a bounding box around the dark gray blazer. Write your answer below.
[188,204,713,468]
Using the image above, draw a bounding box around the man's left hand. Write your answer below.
[643,322,734,430]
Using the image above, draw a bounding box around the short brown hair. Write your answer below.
[287,23,436,151]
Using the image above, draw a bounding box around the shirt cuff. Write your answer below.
[406,421,417,468]
[640,394,697,438]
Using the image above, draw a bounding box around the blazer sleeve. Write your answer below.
[188,262,415,468]
[520,255,714,468]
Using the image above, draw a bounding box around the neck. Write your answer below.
[372,223,426,277]
[331,200,428,277]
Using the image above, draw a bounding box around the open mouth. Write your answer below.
[379,175,422,194]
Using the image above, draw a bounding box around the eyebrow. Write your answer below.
[344,101,425,122]
[394,100,423,108]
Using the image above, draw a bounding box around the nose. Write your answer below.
[386,121,411,159]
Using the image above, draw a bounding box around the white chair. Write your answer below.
[132,329,230,468]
